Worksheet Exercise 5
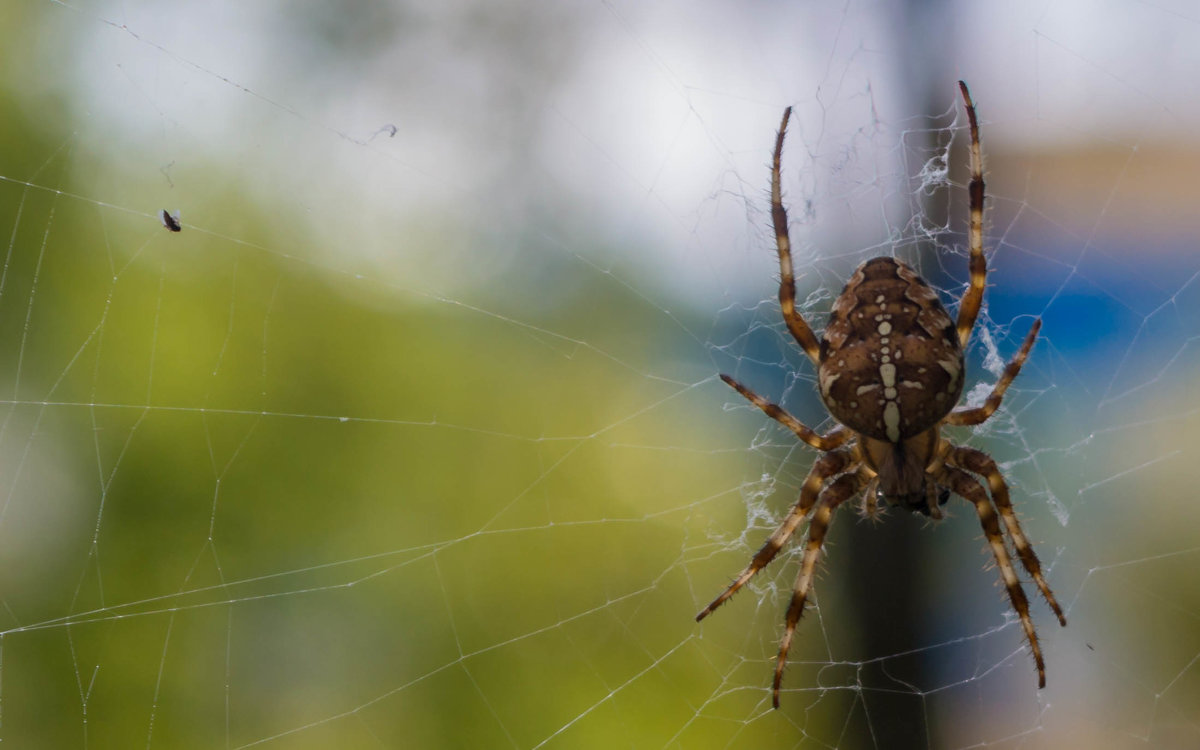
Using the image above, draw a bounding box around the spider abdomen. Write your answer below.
[817,256,963,442]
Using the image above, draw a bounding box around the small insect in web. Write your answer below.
[696,82,1066,708]
[160,209,182,233]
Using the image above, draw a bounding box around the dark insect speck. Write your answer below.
[161,210,182,232]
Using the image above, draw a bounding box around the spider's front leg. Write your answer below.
[949,446,1066,626]
[772,468,866,708]
[938,464,1049,687]
[695,449,854,622]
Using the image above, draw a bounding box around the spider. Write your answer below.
[696,82,1066,708]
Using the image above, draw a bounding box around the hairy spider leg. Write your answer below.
[772,469,866,708]
[939,465,1048,687]
[770,107,822,363]
[949,446,1066,625]
[955,80,988,350]
[947,320,1040,426]
[695,449,855,622]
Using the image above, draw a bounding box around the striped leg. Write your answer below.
[941,465,1048,688]
[772,469,864,708]
[949,446,1066,626]
[946,319,1040,426]
[955,81,988,350]
[770,106,822,364]
[695,450,854,622]
[720,374,848,452]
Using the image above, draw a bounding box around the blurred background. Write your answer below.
[0,0,1198,747]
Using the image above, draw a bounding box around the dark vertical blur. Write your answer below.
[836,1,955,747]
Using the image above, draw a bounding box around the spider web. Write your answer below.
[1,1,1198,748]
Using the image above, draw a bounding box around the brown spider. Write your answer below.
[696,82,1066,708]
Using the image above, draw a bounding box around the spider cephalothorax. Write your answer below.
[697,82,1066,708]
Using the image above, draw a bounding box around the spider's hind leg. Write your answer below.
[769,106,822,364]
[955,80,988,350]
